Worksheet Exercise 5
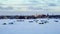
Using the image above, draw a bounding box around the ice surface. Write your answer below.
[0,18,60,34]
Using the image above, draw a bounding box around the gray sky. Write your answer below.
[0,0,60,15]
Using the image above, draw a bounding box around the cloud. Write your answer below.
[0,6,13,10]
[48,3,57,6]
[0,0,60,12]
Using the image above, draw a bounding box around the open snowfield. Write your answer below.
[0,18,60,34]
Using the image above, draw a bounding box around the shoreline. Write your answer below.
[0,15,60,19]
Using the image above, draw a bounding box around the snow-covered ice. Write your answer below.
[0,18,60,34]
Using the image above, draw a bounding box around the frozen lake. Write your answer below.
[0,18,60,34]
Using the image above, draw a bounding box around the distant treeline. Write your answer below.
[0,15,60,19]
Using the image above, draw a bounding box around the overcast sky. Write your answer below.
[0,0,60,12]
